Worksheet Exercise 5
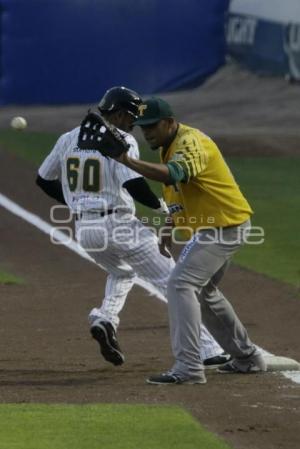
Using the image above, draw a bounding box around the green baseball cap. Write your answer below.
[134,97,174,125]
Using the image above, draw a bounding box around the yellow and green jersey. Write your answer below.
[161,123,252,235]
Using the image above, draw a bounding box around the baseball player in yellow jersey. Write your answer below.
[115,97,266,384]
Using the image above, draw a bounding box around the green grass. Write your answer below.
[228,157,300,287]
[0,129,59,165]
[1,129,299,287]
[0,404,231,449]
[0,270,24,285]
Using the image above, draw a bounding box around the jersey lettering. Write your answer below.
[66,157,80,192]
[66,157,101,193]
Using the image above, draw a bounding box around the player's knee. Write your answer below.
[200,284,221,306]
[167,273,191,297]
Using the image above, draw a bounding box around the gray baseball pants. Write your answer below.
[167,220,259,377]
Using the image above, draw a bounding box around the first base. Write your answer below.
[264,355,300,371]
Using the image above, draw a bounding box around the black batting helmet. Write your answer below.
[98,86,142,119]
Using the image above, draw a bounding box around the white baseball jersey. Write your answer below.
[38,126,142,214]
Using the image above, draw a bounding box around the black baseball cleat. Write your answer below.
[204,353,232,369]
[90,320,125,366]
[217,353,267,374]
[146,371,207,385]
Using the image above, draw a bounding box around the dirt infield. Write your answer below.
[0,148,300,449]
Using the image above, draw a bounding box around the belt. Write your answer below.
[75,209,116,221]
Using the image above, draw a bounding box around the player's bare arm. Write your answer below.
[117,152,171,184]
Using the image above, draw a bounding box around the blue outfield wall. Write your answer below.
[226,13,300,80]
[0,0,229,105]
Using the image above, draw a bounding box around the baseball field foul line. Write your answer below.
[1,192,300,383]
[0,192,166,302]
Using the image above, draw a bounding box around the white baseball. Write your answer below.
[10,116,27,130]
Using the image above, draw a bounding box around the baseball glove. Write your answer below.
[77,111,130,157]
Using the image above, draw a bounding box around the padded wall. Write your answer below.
[0,0,229,105]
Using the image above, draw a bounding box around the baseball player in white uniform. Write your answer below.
[36,87,230,368]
